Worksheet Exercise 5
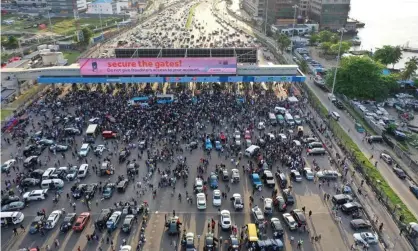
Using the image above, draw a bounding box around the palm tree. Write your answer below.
[401,57,418,80]
[276,34,291,53]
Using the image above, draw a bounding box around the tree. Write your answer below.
[276,34,291,53]
[373,45,403,68]
[309,34,319,45]
[298,60,309,74]
[1,52,9,63]
[79,27,93,45]
[401,57,418,80]
[325,56,398,101]
[318,30,334,43]
[329,41,352,55]
[320,42,332,54]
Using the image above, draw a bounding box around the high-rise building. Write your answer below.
[309,0,350,30]
[47,0,87,14]
[15,0,47,7]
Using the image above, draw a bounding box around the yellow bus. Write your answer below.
[246,223,259,242]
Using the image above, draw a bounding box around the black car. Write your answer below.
[119,150,131,163]
[282,189,294,205]
[97,208,113,228]
[64,128,81,136]
[393,167,407,179]
[23,145,45,157]
[228,235,240,251]
[30,169,45,179]
[410,185,418,198]
[204,233,215,251]
[117,179,129,192]
[270,217,284,237]
[72,184,88,199]
[1,195,20,206]
[290,209,307,226]
[122,214,136,233]
[20,178,41,187]
[49,144,69,152]
[23,156,39,168]
[333,100,344,109]
[350,219,372,230]
[50,169,67,179]
[60,213,77,232]
[85,183,98,199]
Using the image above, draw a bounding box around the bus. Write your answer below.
[128,96,149,106]
[86,124,98,143]
[1,212,25,226]
[156,94,175,104]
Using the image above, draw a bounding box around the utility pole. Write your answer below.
[331,28,346,95]
[72,0,82,42]
[290,5,298,50]
[264,0,269,35]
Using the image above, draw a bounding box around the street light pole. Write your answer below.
[264,0,268,35]
[290,4,298,50]
[331,28,345,95]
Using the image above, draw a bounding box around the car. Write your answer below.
[23,189,48,201]
[73,212,90,231]
[303,168,314,180]
[294,115,302,125]
[257,122,266,130]
[1,159,16,173]
[316,170,341,180]
[231,193,244,211]
[197,193,206,210]
[60,213,77,232]
[262,170,275,187]
[244,130,251,139]
[84,183,98,200]
[393,167,406,179]
[283,213,297,230]
[220,210,231,230]
[250,173,262,189]
[119,150,131,162]
[50,167,68,179]
[29,215,46,234]
[215,141,223,150]
[282,189,294,205]
[205,139,213,150]
[97,208,113,228]
[66,166,78,181]
[30,169,45,179]
[45,210,62,229]
[49,144,69,152]
[380,153,393,164]
[271,217,284,237]
[251,205,264,224]
[208,173,218,189]
[119,245,132,251]
[72,184,87,199]
[290,170,302,182]
[264,198,273,215]
[231,169,240,182]
[122,214,136,233]
[350,219,372,230]
[234,130,241,140]
[117,179,129,192]
[23,156,39,168]
[328,93,336,102]
[213,190,222,206]
[79,143,90,157]
[353,232,379,245]
[20,178,41,187]
[1,195,20,206]
[102,183,116,199]
[23,145,39,157]
[185,232,196,251]
[37,138,55,146]
[194,178,204,193]
[410,185,418,198]
[106,211,122,230]
[94,145,106,156]
[204,232,215,250]
[333,100,344,109]
[1,201,26,211]
[64,128,81,136]
[290,209,307,226]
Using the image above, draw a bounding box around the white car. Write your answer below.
[220,210,231,229]
[353,232,379,245]
[213,190,222,206]
[234,130,241,140]
[380,153,393,164]
[23,189,49,201]
[278,133,287,141]
[257,122,265,130]
[79,143,90,157]
[232,193,244,210]
[1,159,16,172]
[94,145,106,155]
[194,178,204,193]
[45,210,62,229]
[119,245,132,251]
[251,206,265,224]
[264,198,273,214]
[196,193,206,210]
[231,169,240,181]
[303,168,314,180]
[66,166,78,181]
[291,170,302,182]
[283,213,297,230]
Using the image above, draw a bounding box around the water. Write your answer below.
[350,0,418,69]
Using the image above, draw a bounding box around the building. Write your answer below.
[47,0,87,14]
[15,0,47,7]
[242,0,263,18]
[86,0,129,14]
[243,0,300,24]
[309,0,350,30]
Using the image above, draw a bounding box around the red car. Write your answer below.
[102,131,117,139]
[244,130,251,140]
[219,132,227,143]
[73,212,90,231]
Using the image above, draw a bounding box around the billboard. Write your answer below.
[79,57,237,76]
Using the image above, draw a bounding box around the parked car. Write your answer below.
[1,201,26,211]
[353,232,379,245]
[60,213,77,232]
[350,219,372,230]
[73,212,90,231]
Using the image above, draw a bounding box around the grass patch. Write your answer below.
[342,102,376,134]
[63,51,81,64]
[1,109,14,121]
[304,83,417,224]
[186,3,199,29]
[7,85,42,110]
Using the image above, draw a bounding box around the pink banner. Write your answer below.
[79,57,237,76]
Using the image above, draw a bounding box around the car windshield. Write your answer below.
[214,195,221,199]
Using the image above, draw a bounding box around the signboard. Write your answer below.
[79,57,237,76]
[38,75,306,84]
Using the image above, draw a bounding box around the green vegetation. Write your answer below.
[186,3,199,29]
[304,83,416,223]
[325,56,399,101]
[1,85,43,121]
[309,30,351,55]
[1,109,14,121]
[373,45,402,69]
[276,34,291,53]
[401,57,418,80]
[1,35,19,49]
[63,51,81,64]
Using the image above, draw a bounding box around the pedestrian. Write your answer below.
[20,224,25,232]
[309,210,312,217]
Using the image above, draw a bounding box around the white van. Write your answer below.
[268,113,277,125]
[78,164,89,178]
[42,167,56,180]
[1,212,25,226]
[331,111,340,121]
[284,113,294,126]
[274,107,286,114]
[41,179,64,190]
[245,145,260,157]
